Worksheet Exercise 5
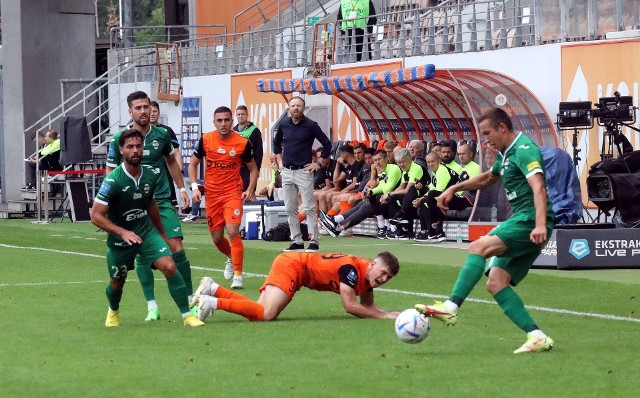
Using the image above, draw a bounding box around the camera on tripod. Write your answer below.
[557,92,636,161]
[557,91,635,130]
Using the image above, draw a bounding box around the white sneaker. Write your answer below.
[189,276,215,308]
[223,258,233,280]
[182,214,197,222]
[231,275,244,289]
[197,295,215,322]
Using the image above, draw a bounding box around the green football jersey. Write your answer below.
[402,161,424,185]
[95,164,161,248]
[106,126,174,201]
[371,163,402,195]
[491,133,554,218]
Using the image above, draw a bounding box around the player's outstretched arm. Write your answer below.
[188,155,202,203]
[339,284,398,319]
[164,152,189,209]
[91,202,141,245]
[528,172,549,245]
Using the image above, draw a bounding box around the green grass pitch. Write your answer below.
[1,219,639,397]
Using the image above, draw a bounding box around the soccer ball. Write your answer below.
[395,309,430,344]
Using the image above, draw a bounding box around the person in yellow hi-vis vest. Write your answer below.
[337,0,377,61]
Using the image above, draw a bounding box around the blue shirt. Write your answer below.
[273,115,332,167]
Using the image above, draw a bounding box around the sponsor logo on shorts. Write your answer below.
[569,239,590,260]
[233,208,241,216]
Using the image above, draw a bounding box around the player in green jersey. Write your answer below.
[415,107,555,354]
[93,129,204,327]
[106,91,195,322]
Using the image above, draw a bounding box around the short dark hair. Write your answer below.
[374,149,387,158]
[376,251,400,276]
[214,106,233,117]
[150,100,160,109]
[354,142,367,152]
[339,143,354,155]
[478,107,513,131]
[289,96,306,107]
[126,91,149,108]
[46,130,58,140]
[365,147,376,156]
[119,129,144,146]
[236,105,248,112]
[440,141,455,151]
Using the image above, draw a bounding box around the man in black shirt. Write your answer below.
[273,96,332,252]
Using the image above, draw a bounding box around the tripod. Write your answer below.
[600,121,625,161]
[571,128,595,223]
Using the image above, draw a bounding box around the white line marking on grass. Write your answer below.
[0,243,104,258]
[377,288,640,324]
[2,244,638,324]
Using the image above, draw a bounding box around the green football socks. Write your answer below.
[106,284,123,311]
[166,273,190,314]
[494,286,537,332]
[172,250,193,295]
[135,257,156,301]
[450,254,486,306]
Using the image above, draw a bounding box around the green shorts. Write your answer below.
[485,212,553,286]
[106,229,171,280]
[157,200,183,240]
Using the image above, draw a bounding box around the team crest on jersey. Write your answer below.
[152,140,159,149]
[229,148,236,157]
[233,208,241,216]
[217,147,226,154]
[133,193,142,199]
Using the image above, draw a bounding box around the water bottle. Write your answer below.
[491,205,498,222]
[455,224,463,243]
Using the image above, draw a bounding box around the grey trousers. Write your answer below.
[281,168,318,244]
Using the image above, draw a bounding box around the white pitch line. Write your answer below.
[2,244,639,324]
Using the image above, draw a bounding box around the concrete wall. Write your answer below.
[1,0,96,202]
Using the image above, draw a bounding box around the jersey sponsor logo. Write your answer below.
[133,193,142,199]
[233,208,240,216]
[526,161,541,172]
[122,186,130,192]
[105,178,115,182]
[124,208,148,221]
[143,149,150,156]
[229,148,236,157]
[152,140,160,149]
[569,239,590,260]
[217,147,226,154]
[205,159,237,170]
[518,144,530,149]
[98,183,111,196]
[347,269,358,284]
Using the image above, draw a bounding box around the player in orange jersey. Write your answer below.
[190,251,400,322]
[188,106,259,290]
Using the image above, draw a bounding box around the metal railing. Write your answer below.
[234,0,336,33]
[110,24,227,49]
[109,0,639,82]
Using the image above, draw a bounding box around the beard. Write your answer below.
[126,155,142,166]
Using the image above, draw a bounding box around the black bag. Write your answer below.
[263,222,310,241]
